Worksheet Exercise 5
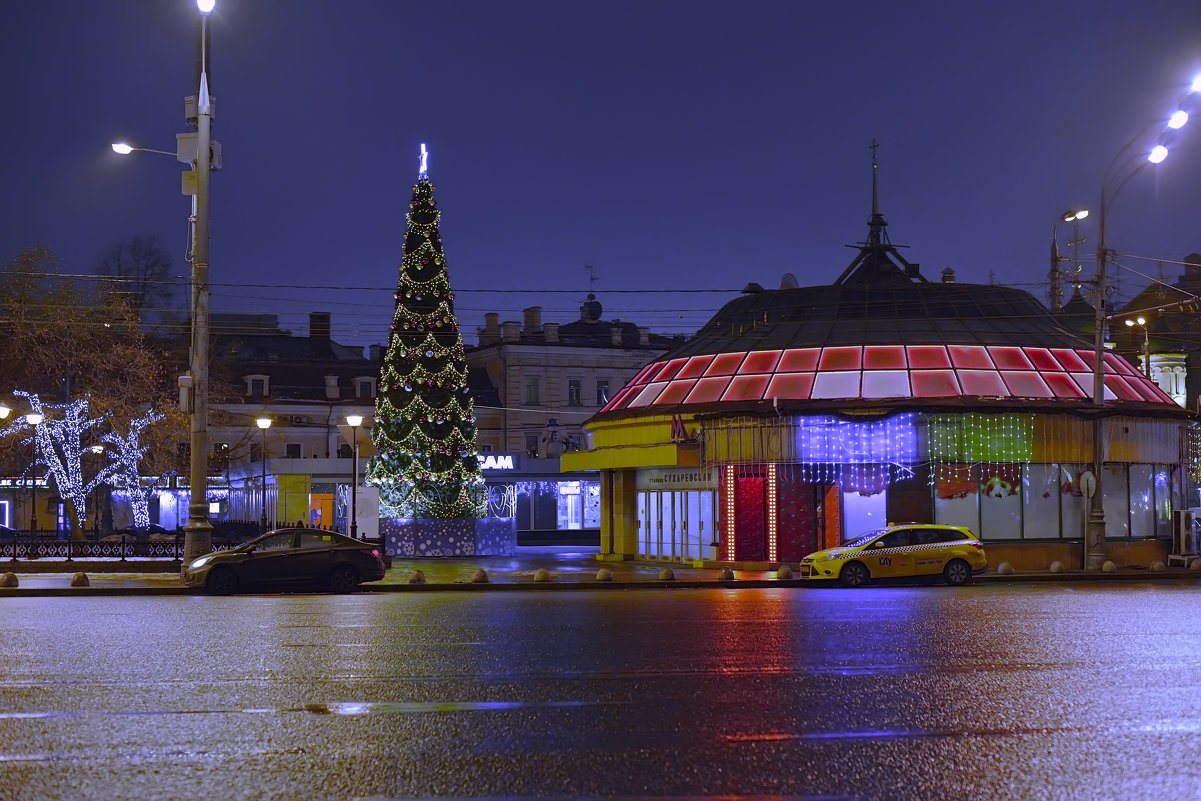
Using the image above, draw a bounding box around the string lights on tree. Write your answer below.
[102,408,167,529]
[366,145,486,519]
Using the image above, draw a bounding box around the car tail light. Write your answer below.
[362,549,381,559]
[969,541,983,550]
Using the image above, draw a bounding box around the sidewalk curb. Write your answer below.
[1,570,1199,597]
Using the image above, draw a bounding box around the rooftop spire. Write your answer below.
[867,139,887,247]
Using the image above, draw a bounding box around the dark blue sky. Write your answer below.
[4,1,1201,348]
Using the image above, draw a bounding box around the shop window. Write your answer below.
[979,464,1021,539]
[934,464,978,533]
[1101,464,1130,538]
[1023,464,1061,539]
[1058,464,1087,540]
[841,487,887,540]
[1129,464,1155,538]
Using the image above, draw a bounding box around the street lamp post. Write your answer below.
[25,413,42,559]
[1050,209,1088,312]
[1085,79,1197,570]
[1124,316,1152,378]
[183,0,217,567]
[346,415,362,539]
[88,444,104,538]
[256,417,271,533]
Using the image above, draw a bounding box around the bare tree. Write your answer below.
[94,234,177,316]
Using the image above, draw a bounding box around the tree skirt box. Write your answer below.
[382,517,516,557]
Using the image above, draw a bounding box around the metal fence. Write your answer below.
[2,534,245,562]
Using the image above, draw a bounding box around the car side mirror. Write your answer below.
[870,541,884,549]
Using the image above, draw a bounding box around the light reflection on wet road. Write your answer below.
[3,583,1201,800]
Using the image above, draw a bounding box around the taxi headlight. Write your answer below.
[189,555,213,570]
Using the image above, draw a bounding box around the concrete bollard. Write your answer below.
[996,562,1013,575]
[70,573,89,587]
[1191,559,1201,571]
[1049,561,1065,573]
[533,567,551,582]
[595,568,613,582]
[1150,560,1166,572]
[657,567,675,581]
[471,568,489,583]
[718,568,735,581]
[0,573,17,588]
[776,565,794,580]
[408,570,426,584]
[1102,560,1117,573]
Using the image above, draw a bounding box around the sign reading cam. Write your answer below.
[477,453,520,471]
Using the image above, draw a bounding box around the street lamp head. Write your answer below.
[25,413,43,426]
[346,414,363,428]
[1148,145,1169,164]
[1169,110,1189,130]
[89,445,104,454]
[1137,316,1147,325]
[197,0,215,13]
[1192,74,1201,93]
[111,142,134,155]
[1061,208,1088,222]
[0,402,9,420]
[256,417,272,430]
[1125,319,1135,327]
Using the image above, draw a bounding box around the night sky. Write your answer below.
[4,1,1201,350]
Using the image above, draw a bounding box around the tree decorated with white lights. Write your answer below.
[366,146,486,519]
[102,408,167,529]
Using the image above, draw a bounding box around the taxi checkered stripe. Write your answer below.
[803,541,963,561]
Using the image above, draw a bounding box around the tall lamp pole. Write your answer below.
[25,413,43,557]
[1085,82,1196,570]
[256,417,271,533]
[346,415,363,539]
[1124,316,1152,378]
[182,0,217,566]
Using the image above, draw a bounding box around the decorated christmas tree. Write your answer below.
[367,146,486,519]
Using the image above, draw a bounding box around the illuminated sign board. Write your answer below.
[477,453,520,471]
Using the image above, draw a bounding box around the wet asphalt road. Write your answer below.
[3,583,1201,801]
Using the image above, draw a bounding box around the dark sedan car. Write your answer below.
[183,528,387,595]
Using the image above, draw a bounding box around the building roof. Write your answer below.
[591,208,1180,418]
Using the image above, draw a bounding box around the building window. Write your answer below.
[337,443,352,458]
[525,377,541,405]
[285,443,302,459]
[525,434,539,456]
[354,377,376,399]
[567,379,582,406]
[596,379,610,406]
[245,375,269,397]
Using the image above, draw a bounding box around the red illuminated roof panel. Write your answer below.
[765,373,815,400]
[1051,349,1089,371]
[629,363,658,385]
[911,370,961,397]
[949,345,994,370]
[723,375,772,402]
[741,350,782,374]
[653,379,697,406]
[819,346,862,371]
[1042,372,1086,399]
[601,385,639,412]
[650,358,689,383]
[864,345,907,370]
[684,377,732,404]
[999,371,1053,398]
[704,352,747,377]
[908,345,952,369]
[1104,375,1140,402]
[778,348,820,372]
[958,370,1008,396]
[676,355,715,379]
[991,347,1034,370]
[1104,352,1141,378]
[1025,348,1060,371]
[627,381,668,408]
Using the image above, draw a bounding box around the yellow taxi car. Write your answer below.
[798,524,988,588]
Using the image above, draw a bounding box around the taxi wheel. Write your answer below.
[839,561,871,588]
[943,559,972,586]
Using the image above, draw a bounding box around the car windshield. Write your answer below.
[842,530,886,548]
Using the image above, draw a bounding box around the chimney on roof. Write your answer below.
[581,293,603,322]
[638,327,650,347]
[523,306,542,334]
[479,313,500,346]
[369,344,384,362]
[544,322,560,343]
[501,321,521,343]
[610,325,623,346]
[324,374,339,400]
[941,268,955,283]
[906,263,921,279]
[310,312,331,342]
